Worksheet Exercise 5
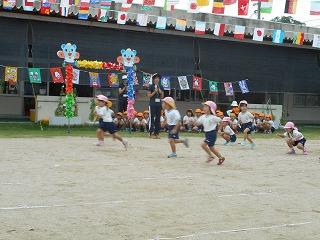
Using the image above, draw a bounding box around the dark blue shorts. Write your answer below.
[99,119,117,134]
[230,134,237,143]
[204,130,217,147]
[241,122,254,134]
[293,138,306,146]
[168,125,179,139]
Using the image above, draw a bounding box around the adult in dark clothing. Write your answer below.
[118,75,128,113]
[147,73,164,139]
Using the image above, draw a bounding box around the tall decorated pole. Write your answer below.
[57,43,80,132]
[117,49,140,119]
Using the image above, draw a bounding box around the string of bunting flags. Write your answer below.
[1,1,320,48]
[0,64,250,96]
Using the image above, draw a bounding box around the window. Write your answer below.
[293,94,320,107]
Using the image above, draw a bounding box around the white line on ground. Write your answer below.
[0,191,274,211]
[1,182,23,185]
[149,222,312,240]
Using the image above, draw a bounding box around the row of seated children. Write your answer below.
[114,111,150,132]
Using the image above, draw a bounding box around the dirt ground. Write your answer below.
[1,136,320,240]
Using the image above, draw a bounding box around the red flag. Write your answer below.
[238,0,249,15]
[50,67,64,83]
[212,0,225,14]
[224,0,236,4]
[192,76,202,91]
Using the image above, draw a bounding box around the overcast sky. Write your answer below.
[130,0,320,27]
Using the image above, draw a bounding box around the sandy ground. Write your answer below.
[1,136,320,240]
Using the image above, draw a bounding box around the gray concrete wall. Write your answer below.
[0,95,24,117]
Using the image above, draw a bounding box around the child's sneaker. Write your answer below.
[223,141,229,146]
[250,142,256,149]
[168,153,177,158]
[217,157,225,165]
[287,149,295,154]
[122,139,128,150]
[240,141,247,146]
[206,156,215,163]
[183,139,189,148]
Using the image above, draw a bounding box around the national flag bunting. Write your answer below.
[234,25,245,40]
[238,80,249,94]
[253,28,264,42]
[143,73,152,87]
[178,76,190,90]
[192,76,202,91]
[238,0,249,15]
[214,23,225,36]
[164,0,179,11]
[161,76,171,90]
[272,30,284,44]
[3,0,16,10]
[293,32,304,45]
[28,68,42,84]
[261,0,273,13]
[23,0,34,11]
[117,12,127,25]
[98,0,111,22]
[212,0,225,14]
[60,0,70,17]
[143,0,155,5]
[40,0,51,15]
[78,0,90,20]
[50,67,64,83]
[175,19,187,31]
[121,3,132,11]
[310,0,320,15]
[156,16,167,30]
[284,0,297,14]
[209,81,218,94]
[224,82,234,96]
[195,21,206,35]
[313,34,320,48]
[136,14,148,27]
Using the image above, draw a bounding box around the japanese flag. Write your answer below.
[253,28,264,42]
[117,12,127,25]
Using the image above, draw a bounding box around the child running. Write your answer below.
[162,97,189,158]
[220,117,237,146]
[277,122,307,154]
[196,101,225,165]
[238,100,256,149]
[94,95,128,149]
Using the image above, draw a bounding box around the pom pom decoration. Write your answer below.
[117,48,140,119]
[76,60,124,71]
[64,64,75,119]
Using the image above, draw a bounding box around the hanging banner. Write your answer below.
[261,0,273,14]
[143,0,155,5]
[40,0,51,15]
[209,81,218,94]
[178,76,190,90]
[161,76,171,90]
[108,72,119,87]
[214,23,225,36]
[224,82,234,96]
[224,0,236,5]
[294,32,304,45]
[164,0,179,11]
[143,73,152,87]
[23,0,34,11]
[273,30,284,44]
[310,0,320,15]
[117,12,128,24]
[195,21,206,35]
[197,0,209,6]
[234,25,245,39]
[98,0,112,22]
[136,13,148,26]
[313,34,320,48]
[192,76,202,91]
[78,0,90,20]
[284,0,297,14]
[238,79,249,93]
[3,0,16,10]
[28,68,42,84]
[238,0,249,15]
[253,28,265,42]
[50,67,64,83]
[5,67,18,83]
[188,0,199,13]
[72,68,80,84]
[60,0,70,17]
[212,0,225,14]
[175,19,187,31]
[89,72,101,87]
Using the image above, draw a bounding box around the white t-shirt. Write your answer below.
[238,111,254,124]
[165,109,181,126]
[232,119,238,125]
[284,129,304,141]
[223,125,235,136]
[114,118,124,125]
[197,114,221,132]
[95,106,114,123]
[183,116,194,125]
[133,118,141,125]
[267,120,275,128]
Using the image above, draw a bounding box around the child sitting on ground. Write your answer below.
[230,113,239,133]
[264,114,275,133]
[277,122,307,155]
[193,108,203,132]
[219,117,237,146]
[132,112,147,132]
[182,109,195,132]
[114,112,125,130]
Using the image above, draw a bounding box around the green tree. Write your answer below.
[271,16,305,25]
[54,86,65,117]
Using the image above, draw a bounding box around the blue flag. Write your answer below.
[161,76,171,90]
[273,30,284,44]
